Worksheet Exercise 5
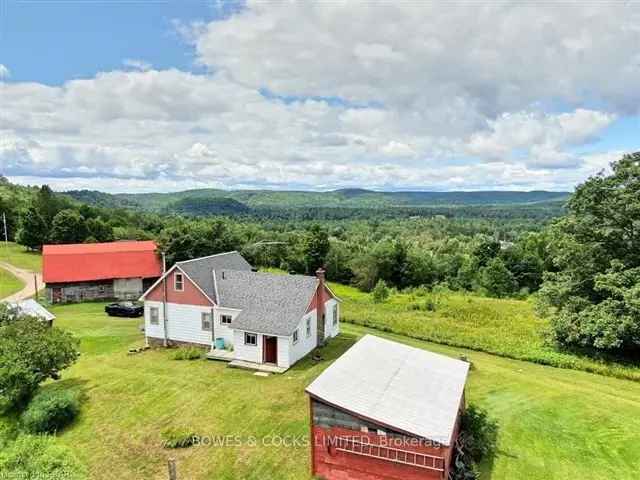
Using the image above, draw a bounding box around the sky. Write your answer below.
[1,0,639,193]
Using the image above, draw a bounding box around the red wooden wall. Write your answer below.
[145,268,213,306]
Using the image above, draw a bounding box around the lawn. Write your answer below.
[9,302,638,480]
[0,266,23,299]
[331,282,640,381]
[1,242,42,272]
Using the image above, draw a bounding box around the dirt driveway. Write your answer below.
[0,261,43,302]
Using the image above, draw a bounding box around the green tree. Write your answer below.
[86,217,114,243]
[479,258,516,298]
[34,185,66,225]
[471,238,501,268]
[537,153,640,351]
[16,206,49,250]
[372,279,390,303]
[49,209,88,244]
[303,225,330,274]
[159,219,241,266]
[0,306,80,410]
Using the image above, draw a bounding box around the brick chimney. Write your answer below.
[316,268,326,347]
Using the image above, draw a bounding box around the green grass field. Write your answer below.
[1,242,42,272]
[331,283,640,381]
[2,302,634,480]
[0,267,23,299]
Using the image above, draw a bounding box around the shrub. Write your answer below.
[372,279,390,303]
[161,427,197,448]
[450,405,498,479]
[171,347,203,361]
[21,389,80,434]
[0,434,86,479]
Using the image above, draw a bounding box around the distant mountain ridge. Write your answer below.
[63,188,569,220]
[65,188,569,209]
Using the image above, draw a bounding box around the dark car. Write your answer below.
[105,301,144,318]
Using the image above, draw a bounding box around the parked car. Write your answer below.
[105,301,144,318]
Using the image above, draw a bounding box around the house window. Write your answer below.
[306,317,311,338]
[201,312,212,331]
[293,329,299,344]
[150,307,159,325]
[333,304,338,326]
[244,332,257,346]
[174,272,184,292]
[221,314,232,325]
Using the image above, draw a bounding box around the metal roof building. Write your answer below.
[306,335,469,480]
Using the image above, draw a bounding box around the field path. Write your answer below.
[0,261,43,302]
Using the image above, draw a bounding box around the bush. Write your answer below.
[21,389,80,434]
[0,434,86,479]
[0,314,80,411]
[171,347,203,361]
[450,405,498,479]
[161,427,197,448]
[372,279,390,303]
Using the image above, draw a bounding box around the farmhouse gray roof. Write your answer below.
[215,270,319,336]
[305,335,469,446]
[176,252,253,303]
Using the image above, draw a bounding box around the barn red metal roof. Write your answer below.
[42,241,162,284]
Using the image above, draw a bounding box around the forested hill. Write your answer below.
[64,188,569,219]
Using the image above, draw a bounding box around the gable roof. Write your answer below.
[305,335,469,446]
[176,252,253,304]
[43,241,162,283]
[215,270,319,336]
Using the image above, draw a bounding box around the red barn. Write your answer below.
[43,241,162,303]
[305,335,469,480]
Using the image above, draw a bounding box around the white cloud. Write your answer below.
[123,59,152,71]
[2,2,638,192]
[194,1,640,118]
[0,64,10,79]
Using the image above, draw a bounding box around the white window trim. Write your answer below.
[220,314,232,325]
[149,307,159,325]
[306,317,311,338]
[174,272,184,292]
[201,312,212,331]
[293,329,299,344]
[244,332,257,346]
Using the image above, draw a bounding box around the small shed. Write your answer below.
[6,299,56,327]
[305,335,469,480]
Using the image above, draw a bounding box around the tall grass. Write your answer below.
[331,282,640,381]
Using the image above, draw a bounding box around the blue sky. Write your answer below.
[1,0,220,84]
[1,1,638,193]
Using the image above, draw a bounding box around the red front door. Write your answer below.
[264,336,278,364]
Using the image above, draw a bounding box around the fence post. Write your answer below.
[168,458,177,480]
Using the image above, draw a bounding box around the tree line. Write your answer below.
[3,151,640,355]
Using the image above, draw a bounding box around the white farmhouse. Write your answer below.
[140,252,340,372]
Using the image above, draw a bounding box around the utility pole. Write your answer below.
[2,212,7,261]
[2,212,7,245]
